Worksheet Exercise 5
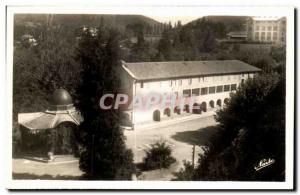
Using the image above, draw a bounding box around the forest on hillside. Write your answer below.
[13,14,286,144]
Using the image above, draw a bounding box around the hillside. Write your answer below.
[188,16,249,32]
[14,14,161,30]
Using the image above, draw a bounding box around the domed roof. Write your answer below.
[51,88,73,105]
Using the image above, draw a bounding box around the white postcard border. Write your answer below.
[5,5,295,190]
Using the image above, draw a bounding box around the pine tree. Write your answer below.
[157,30,173,60]
[75,28,135,180]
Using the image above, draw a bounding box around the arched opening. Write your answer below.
[184,104,190,113]
[174,106,181,115]
[201,102,207,112]
[224,98,229,105]
[192,103,201,114]
[163,108,171,117]
[209,100,214,108]
[217,99,222,107]
[20,122,80,158]
[51,122,80,156]
[153,110,161,121]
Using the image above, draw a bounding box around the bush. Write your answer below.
[192,73,285,181]
[173,160,195,181]
[143,141,176,170]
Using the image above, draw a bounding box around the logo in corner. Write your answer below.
[254,158,275,171]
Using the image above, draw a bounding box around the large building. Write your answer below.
[121,60,261,129]
[246,16,286,44]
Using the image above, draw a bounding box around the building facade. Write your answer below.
[246,16,286,44]
[227,31,247,41]
[121,60,261,129]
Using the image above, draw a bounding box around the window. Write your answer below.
[273,32,278,40]
[178,79,182,86]
[256,26,259,31]
[261,26,265,31]
[267,26,272,31]
[209,86,216,94]
[231,84,237,91]
[140,82,144,88]
[201,87,208,95]
[188,78,192,85]
[174,92,179,99]
[261,32,265,40]
[273,26,278,31]
[267,32,271,41]
[216,85,223,93]
[169,80,172,86]
[224,85,230,92]
[183,89,191,97]
[192,88,200,96]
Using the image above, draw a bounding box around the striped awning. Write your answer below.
[18,108,83,131]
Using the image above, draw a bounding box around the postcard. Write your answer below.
[5,5,295,190]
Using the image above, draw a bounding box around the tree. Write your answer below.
[235,48,274,73]
[198,26,217,53]
[176,73,285,181]
[143,141,176,170]
[157,30,173,60]
[129,28,155,62]
[74,28,135,180]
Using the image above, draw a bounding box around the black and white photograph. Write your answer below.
[4,5,295,190]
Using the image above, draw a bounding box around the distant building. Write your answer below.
[76,26,98,37]
[121,60,261,129]
[129,35,162,44]
[227,31,247,41]
[21,34,37,46]
[246,16,286,44]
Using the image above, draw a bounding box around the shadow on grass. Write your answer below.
[171,126,219,146]
[12,172,85,180]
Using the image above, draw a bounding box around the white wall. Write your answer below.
[131,73,255,124]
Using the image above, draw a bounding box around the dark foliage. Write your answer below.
[74,29,135,180]
[19,123,79,157]
[143,141,176,170]
[173,161,195,181]
[13,24,81,152]
[175,72,285,181]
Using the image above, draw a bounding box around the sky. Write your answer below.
[145,15,204,25]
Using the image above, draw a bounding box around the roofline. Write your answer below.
[133,70,262,82]
[121,60,262,82]
[123,59,244,65]
[122,61,137,80]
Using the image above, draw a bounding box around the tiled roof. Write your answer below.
[122,60,261,81]
[227,31,247,37]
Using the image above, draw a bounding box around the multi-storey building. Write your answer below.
[121,60,261,129]
[246,16,286,44]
